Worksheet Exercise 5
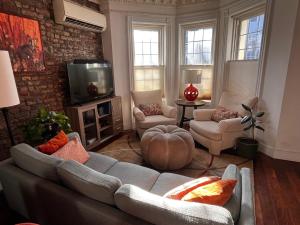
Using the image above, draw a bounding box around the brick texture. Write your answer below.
[0,0,103,160]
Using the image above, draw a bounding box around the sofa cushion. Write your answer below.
[57,160,122,205]
[137,115,177,129]
[115,184,234,225]
[190,120,222,141]
[84,152,118,173]
[10,143,63,182]
[222,164,242,223]
[105,162,160,191]
[150,173,193,196]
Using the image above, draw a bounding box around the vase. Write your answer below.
[184,83,199,101]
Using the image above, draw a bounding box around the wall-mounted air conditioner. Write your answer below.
[53,0,106,32]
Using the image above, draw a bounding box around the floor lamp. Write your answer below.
[0,50,20,146]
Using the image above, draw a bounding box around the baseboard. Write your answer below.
[259,143,300,162]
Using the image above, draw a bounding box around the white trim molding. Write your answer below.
[259,143,300,162]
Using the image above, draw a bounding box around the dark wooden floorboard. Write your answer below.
[254,153,300,225]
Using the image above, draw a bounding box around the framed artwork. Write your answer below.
[0,12,45,72]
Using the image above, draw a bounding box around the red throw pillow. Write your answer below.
[211,107,238,122]
[52,138,90,164]
[163,176,221,200]
[138,103,163,116]
[38,131,68,155]
[181,179,237,206]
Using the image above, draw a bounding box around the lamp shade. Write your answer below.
[0,50,20,108]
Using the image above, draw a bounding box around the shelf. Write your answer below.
[99,113,111,119]
[100,134,115,143]
[99,125,112,132]
[84,122,96,129]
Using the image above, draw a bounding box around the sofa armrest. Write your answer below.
[238,168,255,225]
[162,104,177,118]
[193,109,216,121]
[133,107,146,121]
[218,118,243,132]
[115,184,234,225]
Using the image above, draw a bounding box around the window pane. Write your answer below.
[203,28,213,40]
[194,42,202,54]
[194,29,203,41]
[184,26,214,65]
[134,68,163,91]
[135,55,143,66]
[143,43,151,54]
[203,41,212,52]
[238,14,264,60]
[238,50,245,60]
[133,29,160,66]
[151,43,158,54]
[187,31,194,42]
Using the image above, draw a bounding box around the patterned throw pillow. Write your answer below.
[211,107,238,122]
[52,138,90,164]
[138,103,163,116]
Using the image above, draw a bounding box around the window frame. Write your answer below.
[131,23,166,92]
[179,21,217,102]
[231,7,266,61]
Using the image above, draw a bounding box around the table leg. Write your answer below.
[180,106,186,128]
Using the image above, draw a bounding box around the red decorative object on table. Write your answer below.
[184,83,199,101]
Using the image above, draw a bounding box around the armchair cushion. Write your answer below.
[161,104,177,118]
[137,115,177,129]
[190,120,222,141]
[115,184,234,225]
[133,107,146,121]
[193,109,216,121]
[218,118,243,133]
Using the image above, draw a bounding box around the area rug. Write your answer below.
[96,133,253,178]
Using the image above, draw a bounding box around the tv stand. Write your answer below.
[65,96,123,151]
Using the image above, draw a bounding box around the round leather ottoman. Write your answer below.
[141,125,194,170]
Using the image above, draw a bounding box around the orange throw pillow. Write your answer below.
[52,138,90,164]
[181,179,237,206]
[38,131,68,154]
[163,176,221,200]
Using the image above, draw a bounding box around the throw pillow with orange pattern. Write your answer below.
[38,130,68,154]
[138,103,163,116]
[163,176,221,200]
[181,179,237,206]
[211,107,238,122]
[52,137,90,164]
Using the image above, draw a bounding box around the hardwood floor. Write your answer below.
[254,153,300,225]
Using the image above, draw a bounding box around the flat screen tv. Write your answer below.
[67,61,114,105]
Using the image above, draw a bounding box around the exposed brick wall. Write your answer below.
[0,0,103,160]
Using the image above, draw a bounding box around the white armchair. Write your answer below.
[190,91,258,155]
[131,90,177,137]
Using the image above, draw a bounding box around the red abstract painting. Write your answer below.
[0,12,45,72]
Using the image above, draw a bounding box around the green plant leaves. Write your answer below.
[242,104,252,112]
[256,112,265,117]
[23,106,72,145]
[255,125,265,131]
[241,116,251,124]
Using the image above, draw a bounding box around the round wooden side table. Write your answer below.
[175,99,206,128]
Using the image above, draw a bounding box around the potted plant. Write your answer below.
[23,107,72,145]
[236,104,265,159]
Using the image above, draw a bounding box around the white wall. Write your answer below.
[258,0,300,161]
[272,1,300,162]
